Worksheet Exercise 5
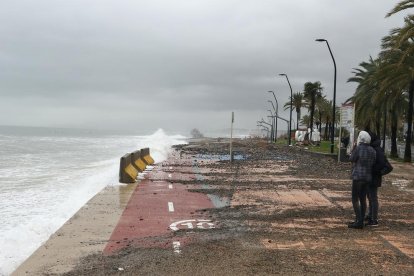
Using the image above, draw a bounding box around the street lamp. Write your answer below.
[268,101,277,142]
[259,119,273,142]
[279,74,293,146]
[268,91,279,142]
[316,38,337,154]
[268,92,279,116]
[267,109,275,142]
[257,124,270,139]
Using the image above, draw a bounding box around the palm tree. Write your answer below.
[315,95,329,134]
[347,57,383,132]
[284,92,307,130]
[386,0,414,17]
[348,53,408,159]
[385,2,414,161]
[320,99,333,140]
[379,30,414,161]
[300,115,310,128]
[388,91,407,157]
[303,82,323,138]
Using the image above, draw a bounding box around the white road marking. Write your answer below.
[168,173,172,178]
[168,184,173,189]
[169,166,173,170]
[173,241,181,254]
[168,202,175,212]
[169,219,216,231]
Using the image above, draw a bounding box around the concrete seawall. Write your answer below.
[12,184,137,275]
[13,148,215,275]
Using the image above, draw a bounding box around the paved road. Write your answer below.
[13,140,414,275]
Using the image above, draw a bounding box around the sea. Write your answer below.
[0,126,187,275]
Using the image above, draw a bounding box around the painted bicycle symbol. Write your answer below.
[169,219,216,231]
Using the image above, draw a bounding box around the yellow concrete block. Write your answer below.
[124,164,138,180]
[143,155,155,165]
[134,159,146,172]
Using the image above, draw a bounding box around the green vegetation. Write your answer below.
[284,1,414,162]
[284,82,338,146]
[347,0,414,162]
[305,141,339,154]
[266,1,414,163]
[284,92,307,130]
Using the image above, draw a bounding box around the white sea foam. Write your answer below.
[0,128,186,275]
[134,129,187,163]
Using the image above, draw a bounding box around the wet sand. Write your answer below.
[13,138,414,275]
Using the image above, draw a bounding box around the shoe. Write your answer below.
[348,222,363,229]
[364,216,372,222]
[366,220,378,227]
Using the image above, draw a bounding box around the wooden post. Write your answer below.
[338,107,342,163]
[230,112,234,162]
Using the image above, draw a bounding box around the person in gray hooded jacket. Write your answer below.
[348,131,376,229]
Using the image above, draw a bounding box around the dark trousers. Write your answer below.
[352,180,368,224]
[367,185,378,221]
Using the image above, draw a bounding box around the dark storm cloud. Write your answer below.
[0,0,409,135]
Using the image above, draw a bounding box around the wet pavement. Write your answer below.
[14,138,414,275]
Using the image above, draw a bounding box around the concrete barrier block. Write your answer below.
[141,148,155,165]
[119,153,138,183]
[131,150,146,172]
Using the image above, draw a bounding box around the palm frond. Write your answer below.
[386,0,414,17]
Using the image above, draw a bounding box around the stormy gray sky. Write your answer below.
[0,0,409,135]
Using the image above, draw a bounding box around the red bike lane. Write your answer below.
[104,163,215,255]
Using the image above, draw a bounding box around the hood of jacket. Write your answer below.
[357,131,371,145]
[371,138,381,148]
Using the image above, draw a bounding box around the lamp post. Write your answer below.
[257,124,270,139]
[279,74,293,146]
[268,100,277,142]
[268,91,279,142]
[260,119,273,142]
[267,109,274,142]
[316,38,337,154]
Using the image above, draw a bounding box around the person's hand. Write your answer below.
[351,141,357,152]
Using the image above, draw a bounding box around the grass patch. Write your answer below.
[275,138,289,145]
[273,139,341,155]
[306,141,338,154]
[389,156,407,163]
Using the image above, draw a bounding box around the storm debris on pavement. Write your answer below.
[65,138,414,275]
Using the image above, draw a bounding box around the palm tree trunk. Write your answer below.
[328,122,332,140]
[404,80,414,162]
[375,111,381,137]
[390,109,398,158]
[382,107,387,150]
[324,119,329,140]
[296,110,300,130]
[318,111,322,133]
[310,98,315,139]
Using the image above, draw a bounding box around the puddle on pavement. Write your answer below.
[391,179,413,192]
[191,162,231,208]
[105,184,138,210]
[207,194,230,208]
[267,155,293,161]
[195,153,247,161]
[261,239,306,250]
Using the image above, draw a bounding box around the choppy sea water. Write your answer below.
[0,126,187,275]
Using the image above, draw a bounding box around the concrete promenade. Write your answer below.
[13,150,216,275]
[13,139,414,275]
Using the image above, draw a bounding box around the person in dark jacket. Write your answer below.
[366,132,386,226]
[348,131,376,229]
